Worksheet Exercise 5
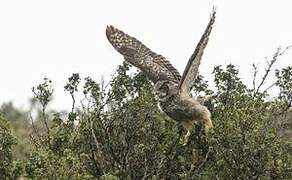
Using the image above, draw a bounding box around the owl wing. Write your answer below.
[178,9,216,94]
[106,25,181,83]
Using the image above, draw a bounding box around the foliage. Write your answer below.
[0,116,16,179]
[25,149,94,180]
[0,50,291,179]
[0,102,32,160]
[276,66,292,109]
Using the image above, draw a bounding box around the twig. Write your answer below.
[262,82,276,94]
[252,63,258,91]
[71,93,75,113]
[255,46,291,94]
[29,114,41,141]
[213,138,235,171]
[29,134,40,149]
[41,107,51,148]
[156,130,182,177]
[89,115,104,164]
[187,146,211,178]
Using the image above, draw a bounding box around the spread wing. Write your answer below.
[179,9,216,94]
[106,25,181,83]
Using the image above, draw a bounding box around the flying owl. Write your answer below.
[106,10,216,145]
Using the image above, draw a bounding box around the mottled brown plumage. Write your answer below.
[106,10,216,145]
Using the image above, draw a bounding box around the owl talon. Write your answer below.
[182,138,189,146]
[204,119,213,133]
[182,130,191,146]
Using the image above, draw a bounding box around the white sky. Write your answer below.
[0,0,291,111]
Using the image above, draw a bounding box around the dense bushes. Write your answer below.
[0,48,291,179]
[0,116,16,179]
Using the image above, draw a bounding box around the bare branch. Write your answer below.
[252,63,258,91]
[255,46,291,94]
[29,114,40,140]
[41,107,51,148]
[29,134,40,149]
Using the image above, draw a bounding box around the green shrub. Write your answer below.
[0,49,291,179]
[0,116,16,179]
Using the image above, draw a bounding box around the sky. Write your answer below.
[0,0,291,111]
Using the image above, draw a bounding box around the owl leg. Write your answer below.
[202,118,213,133]
[181,121,193,146]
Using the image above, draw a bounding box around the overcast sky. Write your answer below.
[0,0,291,111]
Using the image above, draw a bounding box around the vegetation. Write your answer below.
[0,47,291,179]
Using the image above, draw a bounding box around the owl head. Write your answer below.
[154,80,178,102]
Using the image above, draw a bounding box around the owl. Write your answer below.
[106,10,216,145]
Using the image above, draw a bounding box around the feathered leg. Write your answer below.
[203,118,213,133]
[181,118,213,145]
[181,121,194,146]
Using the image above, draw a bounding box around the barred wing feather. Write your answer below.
[179,9,216,94]
[106,25,181,83]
